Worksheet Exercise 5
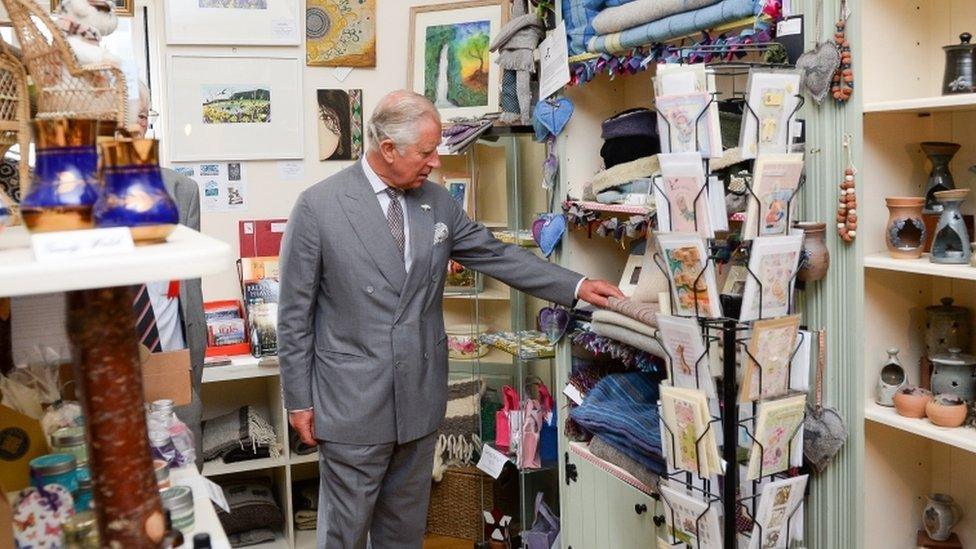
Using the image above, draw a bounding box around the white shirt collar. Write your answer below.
[362,156,393,196]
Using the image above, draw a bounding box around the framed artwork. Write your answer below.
[748,474,808,549]
[660,385,720,477]
[442,174,474,216]
[655,92,721,159]
[167,54,303,161]
[739,233,802,321]
[164,0,300,46]
[657,315,716,399]
[740,314,801,401]
[747,394,806,480]
[742,153,804,239]
[51,0,132,16]
[618,250,644,297]
[408,1,503,121]
[306,0,376,67]
[317,89,363,161]
[655,152,711,237]
[655,233,721,318]
[659,483,722,549]
[740,70,802,159]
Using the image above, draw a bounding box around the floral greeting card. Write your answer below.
[747,394,806,480]
[742,154,804,239]
[740,70,802,159]
[739,233,803,321]
[660,385,720,477]
[655,233,722,318]
[659,482,722,549]
[657,315,716,399]
[748,474,808,549]
[740,315,801,401]
[656,152,712,237]
[656,92,722,159]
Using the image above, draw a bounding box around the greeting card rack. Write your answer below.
[648,247,809,549]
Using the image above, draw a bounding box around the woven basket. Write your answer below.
[426,466,519,541]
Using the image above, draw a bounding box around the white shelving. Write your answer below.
[202,456,288,477]
[243,530,290,549]
[443,286,511,300]
[863,253,976,281]
[865,402,976,454]
[863,93,976,115]
[0,225,232,298]
[203,355,280,384]
[294,529,317,549]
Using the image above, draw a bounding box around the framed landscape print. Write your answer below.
[165,0,300,45]
[740,314,801,401]
[317,89,363,161]
[306,0,376,67]
[441,174,474,217]
[52,0,132,16]
[408,1,502,121]
[167,54,303,161]
[739,233,803,322]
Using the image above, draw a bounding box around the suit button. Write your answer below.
[431,275,437,282]
[424,352,430,360]
[395,361,403,368]
[366,286,374,294]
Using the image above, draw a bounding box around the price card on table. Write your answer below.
[32,227,134,263]
[175,474,230,514]
[476,443,512,479]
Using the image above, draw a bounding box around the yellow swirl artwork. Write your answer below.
[306,0,376,67]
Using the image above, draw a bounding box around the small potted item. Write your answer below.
[885,197,926,258]
[924,298,971,357]
[923,493,964,542]
[794,221,830,282]
[877,348,907,407]
[925,394,968,427]
[930,189,971,264]
[930,347,976,402]
[921,142,961,214]
[893,385,932,418]
[446,324,489,360]
[942,33,976,94]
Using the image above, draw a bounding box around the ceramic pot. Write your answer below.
[893,386,932,418]
[930,347,976,402]
[943,33,976,94]
[877,348,907,407]
[925,394,968,427]
[923,493,963,541]
[885,197,927,259]
[931,189,971,264]
[921,142,961,213]
[19,119,100,233]
[93,139,178,244]
[925,298,972,358]
[794,222,829,282]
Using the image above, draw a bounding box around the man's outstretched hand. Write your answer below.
[578,278,625,309]
[289,409,317,447]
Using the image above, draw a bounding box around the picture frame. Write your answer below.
[659,482,722,549]
[618,249,644,297]
[747,394,806,480]
[660,385,720,477]
[748,474,808,549]
[408,0,503,121]
[166,54,303,161]
[655,152,711,237]
[657,315,716,399]
[655,232,722,318]
[738,233,803,322]
[441,173,474,217]
[740,314,801,401]
[164,0,300,46]
[317,89,364,161]
[741,153,804,239]
[51,0,132,16]
[740,70,802,159]
[306,0,376,67]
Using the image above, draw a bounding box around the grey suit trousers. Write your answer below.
[316,432,438,549]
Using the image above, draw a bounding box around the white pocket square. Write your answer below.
[433,222,449,245]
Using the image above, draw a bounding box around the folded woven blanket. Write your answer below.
[607,297,660,326]
[203,406,281,462]
[593,0,722,34]
[228,528,277,548]
[591,320,665,358]
[294,510,317,531]
[589,155,660,197]
[217,479,285,536]
[589,435,660,488]
[593,309,657,335]
[432,377,486,481]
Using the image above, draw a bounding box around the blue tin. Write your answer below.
[75,466,93,512]
[29,453,78,495]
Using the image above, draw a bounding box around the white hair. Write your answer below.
[367,90,440,151]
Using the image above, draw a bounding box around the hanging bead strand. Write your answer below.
[831,0,853,102]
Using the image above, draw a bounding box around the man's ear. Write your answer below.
[379,139,398,164]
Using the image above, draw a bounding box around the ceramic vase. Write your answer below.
[877,348,906,407]
[794,222,830,282]
[931,189,971,264]
[921,142,960,213]
[925,297,972,357]
[943,33,976,94]
[885,197,927,259]
[925,394,968,427]
[923,493,963,541]
[19,119,100,233]
[93,139,178,245]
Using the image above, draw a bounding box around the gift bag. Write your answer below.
[481,388,501,444]
[495,386,520,449]
[517,399,543,469]
[521,492,560,549]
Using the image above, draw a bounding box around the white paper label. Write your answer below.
[476,443,512,479]
[777,17,802,37]
[175,474,230,514]
[539,21,570,99]
[563,383,584,405]
[270,222,287,233]
[277,161,304,181]
[243,221,254,235]
[203,477,230,513]
[32,227,134,263]
[333,67,354,82]
[271,19,297,40]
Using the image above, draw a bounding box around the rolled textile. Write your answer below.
[593,308,658,334]
[591,320,666,358]
[593,0,723,35]
[607,296,660,326]
[589,435,660,488]
[563,0,600,56]
[601,108,658,140]
[587,0,759,54]
[589,155,660,196]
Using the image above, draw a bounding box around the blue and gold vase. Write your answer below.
[93,138,178,245]
[19,119,100,233]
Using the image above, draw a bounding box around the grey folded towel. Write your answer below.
[591,320,666,358]
[589,435,660,488]
[203,406,281,462]
[592,0,722,34]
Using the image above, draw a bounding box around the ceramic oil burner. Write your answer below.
[877,348,907,407]
[921,142,961,214]
[885,197,927,259]
[923,493,963,542]
[930,347,976,402]
[893,386,932,418]
[19,119,100,233]
[794,221,829,282]
[925,394,968,427]
[925,298,972,357]
[931,189,971,264]
[93,139,178,244]
[943,33,976,94]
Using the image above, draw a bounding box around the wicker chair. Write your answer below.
[1,0,126,129]
[0,41,31,201]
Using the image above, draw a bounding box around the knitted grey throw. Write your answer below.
[202,406,281,462]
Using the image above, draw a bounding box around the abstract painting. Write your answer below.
[409,1,501,120]
[306,0,376,67]
[202,86,271,124]
[316,89,363,161]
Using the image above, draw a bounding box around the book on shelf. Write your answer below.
[237,257,281,358]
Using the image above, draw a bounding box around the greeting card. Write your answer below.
[659,482,723,549]
[657,315,716,399]
[740,315,801,401]
[740,70,802,159]
[656,91,722,159]
[660,385,720,477]
[655,233,721,318]
[742,154,804,239]
[655,152,711,237]
[747,394,806,479]
[739,234,803,321]
[748,475,808,549]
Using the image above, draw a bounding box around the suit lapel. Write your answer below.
[394,186,434,323]
[338,164,408,292]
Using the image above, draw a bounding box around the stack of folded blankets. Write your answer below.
[216,478,285,548]
[440,116,497,154]
[569,371,665,475]
[590,299,664,358]
[203,406,281,464]
[292,479,319,532]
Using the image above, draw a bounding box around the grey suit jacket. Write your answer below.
[278,162,582,445]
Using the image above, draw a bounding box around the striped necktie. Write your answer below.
[133,284,162,353]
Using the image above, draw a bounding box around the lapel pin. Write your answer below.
[421,204,431,212]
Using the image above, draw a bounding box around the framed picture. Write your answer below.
[657,315,716,399]
[655,232,721,318]
[660,385,720,477]
[617,250,644,297]
[50,0,132,16]
[317,89,364,161]
[739,233,803,322]
[307,0,376,67]
[741,153,804,239]
[408,0,503,121]
[655,152,711,237]
[659,482,722,549]
[441,174,474,216]
[164,0,300,46]
[166,54,303,161]
[740,314,800,401]
[747,394,806,480]
[748,474,808,549]
[740,70,802,159]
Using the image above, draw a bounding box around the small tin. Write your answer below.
[29,453,78,494]
[62,510,100,548]
[160,485,195,533]
[75,467,93,512]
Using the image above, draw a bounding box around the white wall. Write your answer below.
[146,0,477,301]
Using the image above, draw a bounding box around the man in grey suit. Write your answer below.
[279,90,622,548]
[134,84,207,467]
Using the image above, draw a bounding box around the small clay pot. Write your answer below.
[885,197,927,259]
[794,221,830,282]
[893,386,933,418]
[926,394,968,427]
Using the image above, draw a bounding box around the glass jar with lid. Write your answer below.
[51,426,88,468]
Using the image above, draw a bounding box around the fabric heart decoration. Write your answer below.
[796,41,840,104]
[533,97,575,142]
[532,213,566,258]
[538,306,570,344]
